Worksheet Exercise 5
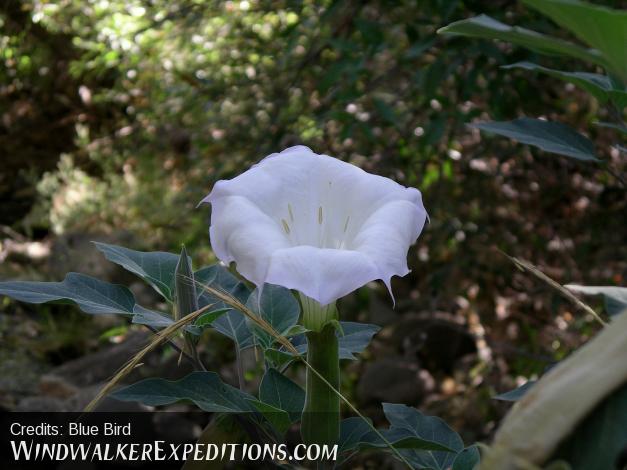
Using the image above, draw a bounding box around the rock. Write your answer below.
[47,230,136,282]
[39,374,79,399]
[0,346,46,409]
[15,396,68,412]
[357,357,424,405]
[43,331,150,388]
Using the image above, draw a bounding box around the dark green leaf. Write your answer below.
[523,0,627,81]
[338,417,456,455]
[566,285,627,317]
[248,399,292,435]
[194,264,254,348]
[112,371,256,412]
[264,348,294,369]
[502,62,627,108]
[245,284,300,350]
[593,122,627,135]
[194,264,251,309]
[284,324,308,337]
[452,445,481,470]
[382,403,463,469]
[437,15,607,69]
[131,304,226,335]
[552,382,627,469]
[212,309,255,350]
[495,381,537,401]
[339,417,374,453]
[337,322,381,360]
[290,322,380,361]
[194,308,231,328]
[0,272,135,315]
[174,246,198,318]
[259,368,305,423]
[131,304,174,328]
[470,117,598,161]
[94,242,180,301]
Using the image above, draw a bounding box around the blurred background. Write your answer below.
[0,0,625,452]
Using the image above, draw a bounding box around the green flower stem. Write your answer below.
[301,323,340,448]
[300,293,338,332]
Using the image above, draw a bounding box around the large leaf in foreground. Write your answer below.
[0,272,135,315]
[470,117,598,161]
[437,15,607,69]
[552,382,627,470]
[112,372,256,412]
[503,62,627,108]
[523,0,627,81]
[94,242,181,301]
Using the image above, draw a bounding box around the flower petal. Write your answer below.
[201,146,428,304]
[351,194,428,292]
[266,246,380,305]
[209,195,291,286]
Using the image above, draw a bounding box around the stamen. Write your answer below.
[288,203,294,222]
[281,219,291,234]
[318,206,323,225]
[343,216,350,233]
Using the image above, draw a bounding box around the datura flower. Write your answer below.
[201,146,427,307]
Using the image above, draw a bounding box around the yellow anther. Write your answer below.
[281,219,291,234]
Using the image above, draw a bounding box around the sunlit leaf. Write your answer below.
[523,0,627,81]
[438,15,607,69]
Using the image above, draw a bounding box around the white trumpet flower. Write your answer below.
[201,146,427,306]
